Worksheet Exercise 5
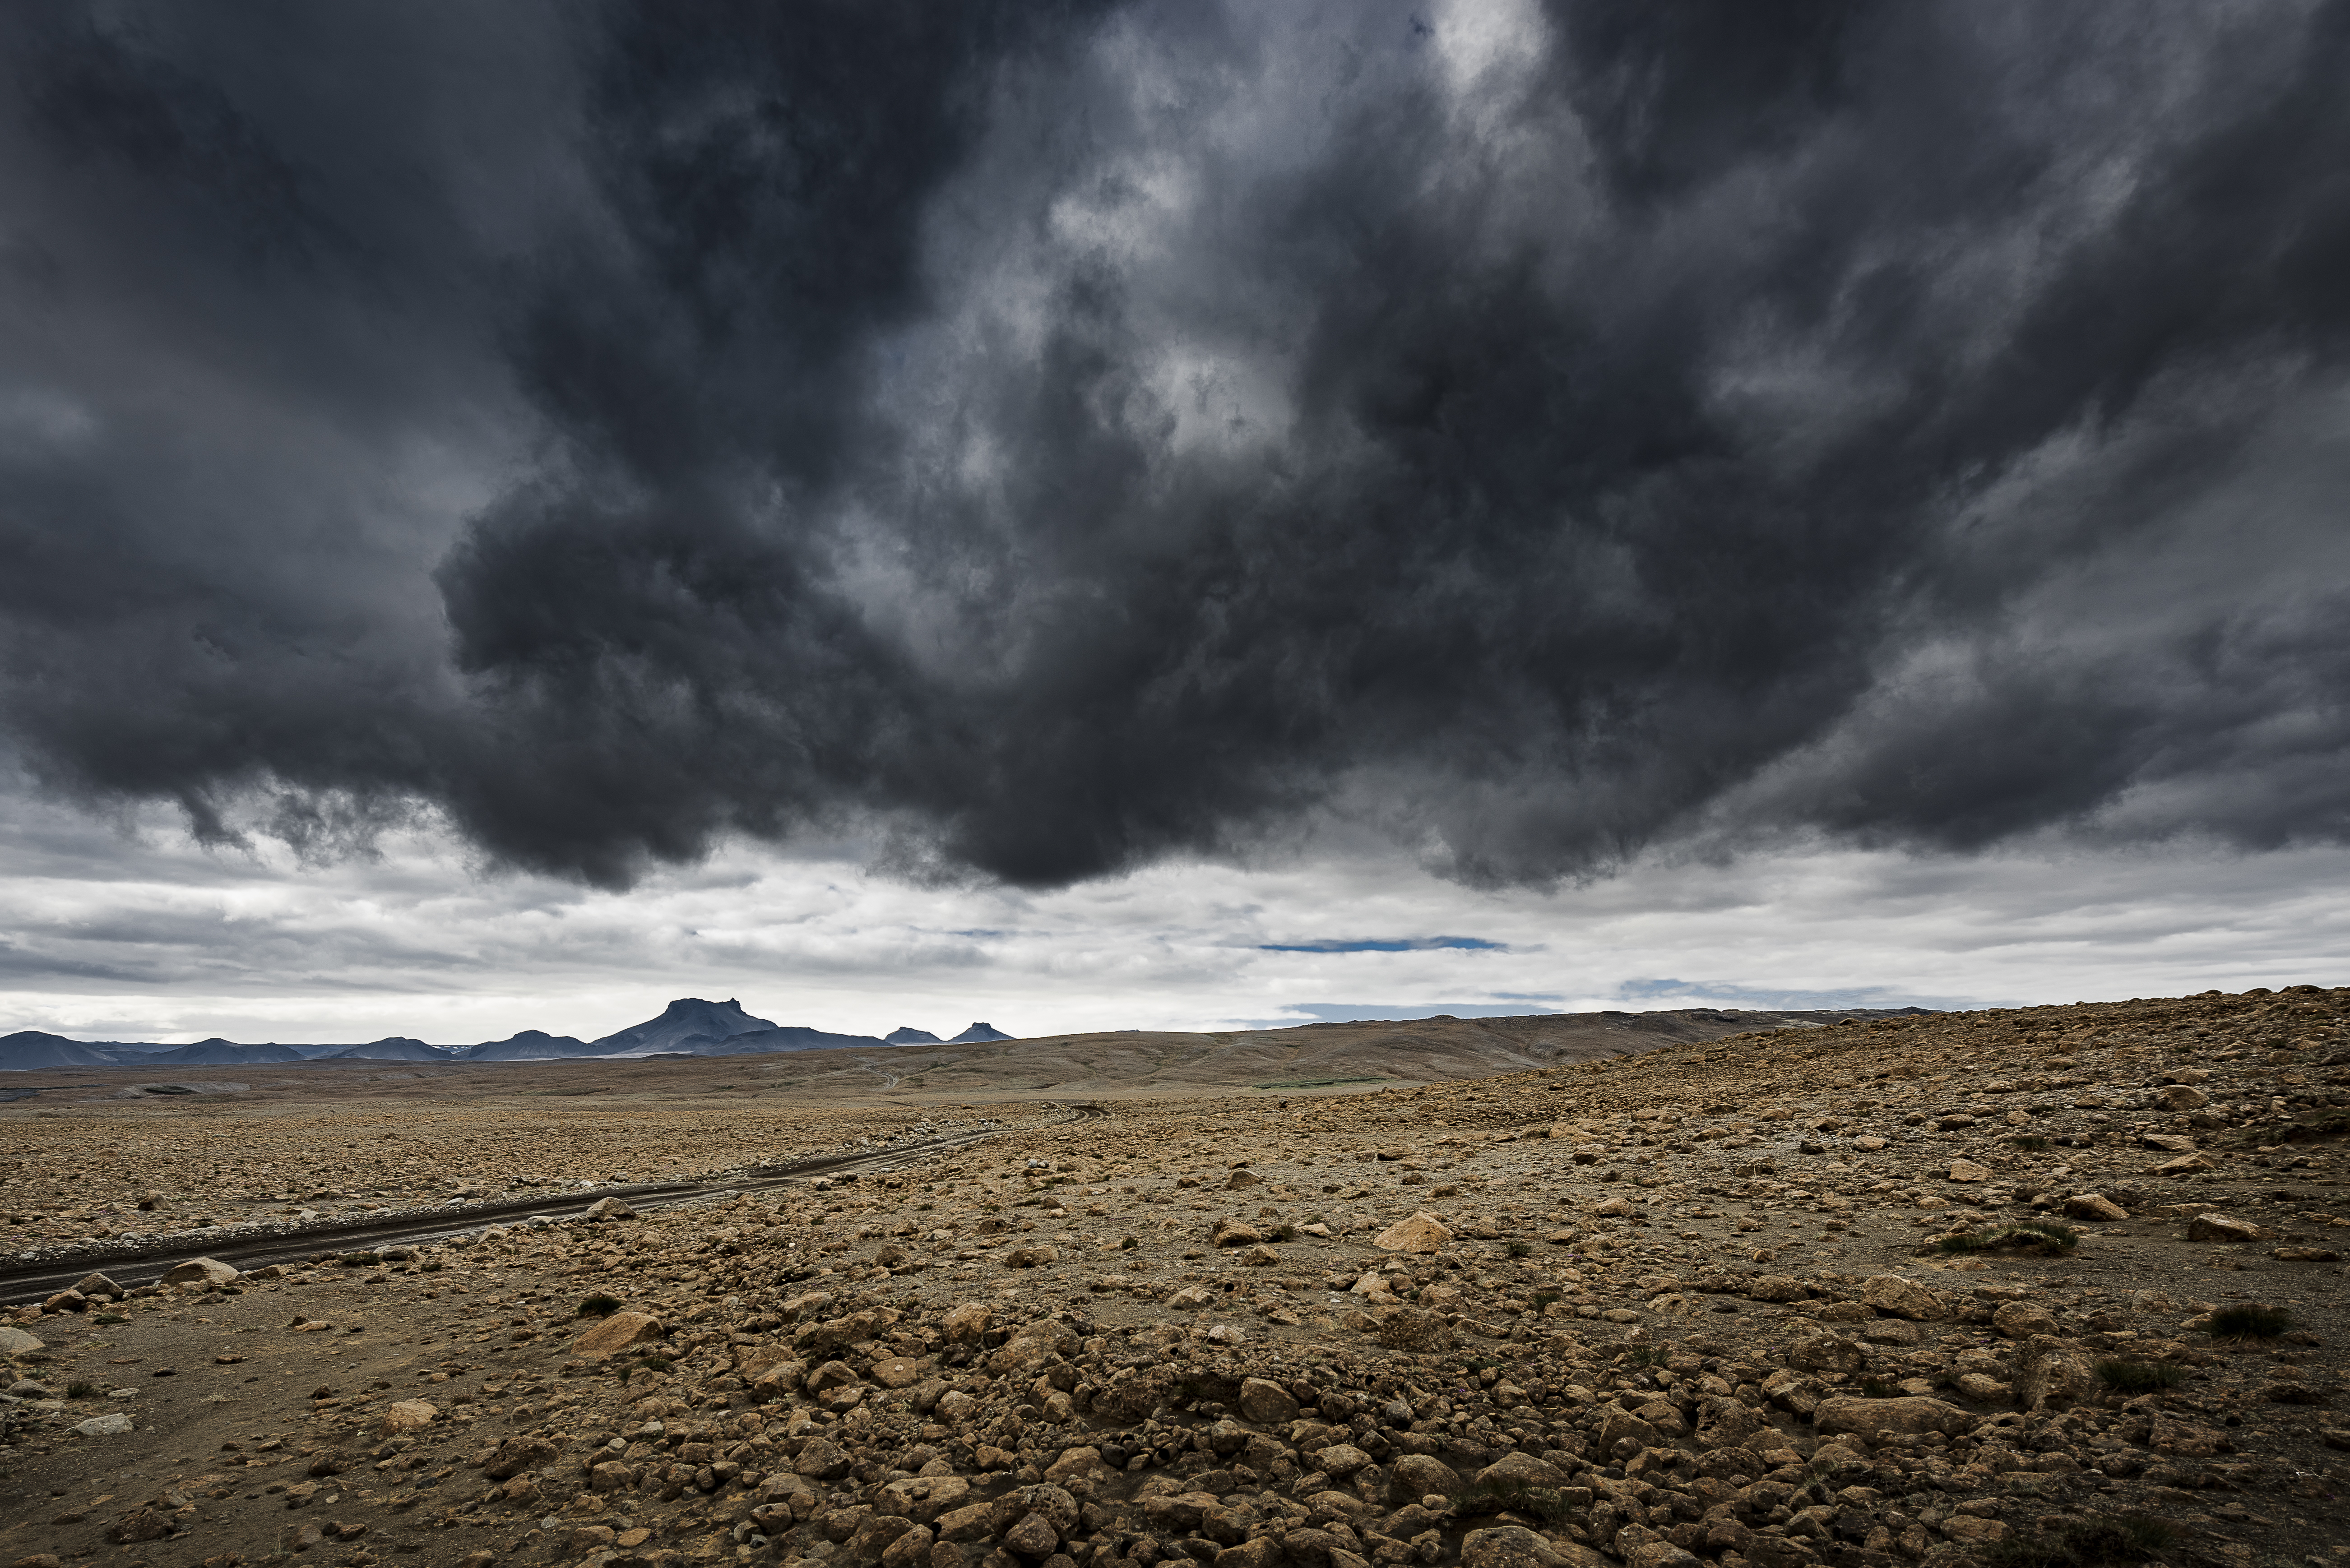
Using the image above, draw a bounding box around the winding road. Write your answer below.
[0,1102,1105,1305]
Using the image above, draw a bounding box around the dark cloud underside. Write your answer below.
[3,0,2348,888]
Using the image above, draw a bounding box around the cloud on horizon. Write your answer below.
[2,0,2349,898]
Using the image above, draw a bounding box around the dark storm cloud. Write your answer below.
[4,0,2349,890]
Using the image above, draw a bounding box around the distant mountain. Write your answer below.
[145,1038,305,1065]
[712,1025,890,1055]
[949,1022,1013,1043]
[0,1030,124,1070]
[320,1037,452,1062]
[459,1029,594,1062]
[590,998,776,1057]
[885,1027,941,1045]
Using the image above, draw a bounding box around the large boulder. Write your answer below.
[1372,1212,1452,1253]
[161,1257,239,1287]
[1386,1453,1465,1503]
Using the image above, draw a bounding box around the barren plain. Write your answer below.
[3,987,2346,1568]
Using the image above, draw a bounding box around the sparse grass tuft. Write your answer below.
[576,1294,624,1318]
[1619,1345,1668,1369]
[65,1381,99,1399]
[93,1313,126,1325]
[1505,1240,1533,1258]
[2205,1304,2297,1340]
[631,1356,673,1374]
[1531,1290,1562,1311]
[1935,1219,2078,1254]
[1858,1376,1900,1398]
[2094,1360,2184,1395]
[1984,1516,2175,1568]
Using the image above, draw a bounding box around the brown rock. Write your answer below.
[941,1303,993,1344]
[2188,1213,2271,1243]
[882,1526,937,1568]
[2062,1193,2127,1221]
[572,1309,665,1359]
[161,1257,239,1287]
[1473,1451,1570,1489]
[1237,1376,1299,1426]
[1213,1217,1264,1247]
[1813,1395,1976,1440]
[872,1355,926,1388]
[377,1399,438,1434]
[796,1438,854,1480]
[1946,1160,1993,1183]
[1460,1527,1609,1568]
[1860,1274,1946,1321]
[2012,1335,2098,1413]
[1786,1333,1863,1373]
[1745,1275,1808,1303]
[1990,1301,2058,1340]
[1372,1212,1451,1253]
[1386,1452,1465,1503]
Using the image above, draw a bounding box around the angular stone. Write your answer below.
[1313,1442,1372,1476]
[2062,1193,2128,1221]
[2158,1085,2210,1110]
[0,1327,44,1357]
[940,1303,992,1344]
[1694,1395,1767,1451]
[2188,1213,2270,1243]
[871,1355,925,1389]
[1386,1452,1465,1502]
[1860,1274,1946,1321]
[2151,1153,2214,1176]
[71,1412,134,1437]
[1474,1451,1570,1489]
[1213,1218,1264,1248]
[1236,1376,1299,1426]
[2012,1334,2098,1413]
[1946,1160,1993,1183]
[377,1399,437,1434]
[796,1439,854,1480]
[573,1309,665,1358]
[1991,1301,2058,1340]
[1745,1275,1808,1303]
[1460,1526,1609,1568]
[1787,1333,1864,1373]
[1813,1395,1975,1440]
[72,1272,121,1297]
[584,1196,637,1221]
[161,1257,238,1286]
[1372,1212,1451,1253]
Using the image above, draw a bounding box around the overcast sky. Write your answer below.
[4,1,2347,1044]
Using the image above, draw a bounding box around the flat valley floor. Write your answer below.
[2,988,2346,1568]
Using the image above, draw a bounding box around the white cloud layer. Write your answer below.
[3,782,2340,1045]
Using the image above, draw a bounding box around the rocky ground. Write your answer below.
[2,985,2345,1568]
